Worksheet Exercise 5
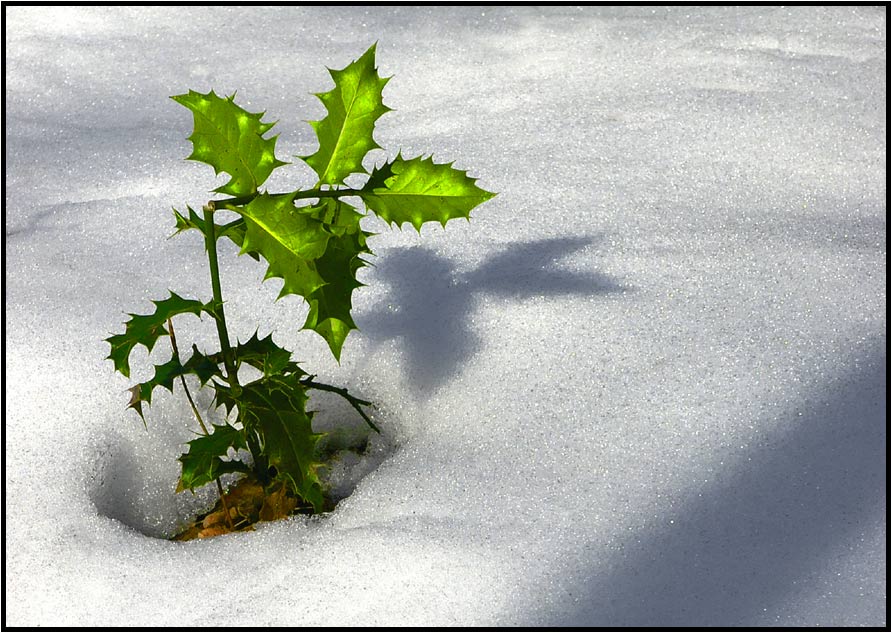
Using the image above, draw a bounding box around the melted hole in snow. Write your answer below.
[88,394,396,540]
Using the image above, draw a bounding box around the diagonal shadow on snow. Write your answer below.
[358,236,626,393]
[5,202,76,240]
[549,348,887,627]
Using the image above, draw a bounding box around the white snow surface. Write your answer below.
[4,6,887,627]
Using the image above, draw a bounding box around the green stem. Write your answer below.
[215,188,362,209]
[202,202,239,390]
[167,318,235,532]
[203,203,269,484]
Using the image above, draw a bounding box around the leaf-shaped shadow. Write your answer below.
[359,236,626,392]
[464,236,626,298]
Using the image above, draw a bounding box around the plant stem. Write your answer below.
[215,187,362,209]
[167,318,235,532]
[202,202,239,390]
[301,376,380,433]
[168,322,209,436]
[203,203,271,484]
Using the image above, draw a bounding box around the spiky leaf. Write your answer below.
[302,197,364,237]
[171,206,204,236]
[126,348,222,419]
[126,358,179,419]
[302,210,371,360]
[239,377,325,511]
[232,331,304,378]
[183,345,223,384]
[171,89,287,196]
[106,292,209,378]
[210,380,241,417]
[238,193,330,299]
[240,193,332,261]
[301,43,391,185]
[360,154,496,231]
[177,423,250,492]
[234,195,368,358]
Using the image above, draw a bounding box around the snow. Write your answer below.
[4,5,887,627]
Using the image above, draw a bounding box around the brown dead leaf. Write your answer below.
[202,509,228,529]
[223,478,265,517]
[259,485,298,522]
[171,475,321,541]
[197,525,231,539]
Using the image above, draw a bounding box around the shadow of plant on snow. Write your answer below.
[359,235,627,392]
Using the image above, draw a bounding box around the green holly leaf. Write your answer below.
[302,197,364,237]
[210,380,241,417]
[237,193,371,360]
[238,192,330,300]
[183,345,223,384]
[302,211,371,361]
[171,89,287,196]
[171,205,204,237]
[177,423,250,492]
[126,357,183,419]
[301,43,392,185]
[239,377,325,511]
[240,193,332,261]
[232,331,305,378]
[106,292,209,378]
[126,348,222,419]
[235,195,369,359]
[360,154,496,231]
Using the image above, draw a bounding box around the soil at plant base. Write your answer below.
[172,427,368,540]
[171,475,335,541]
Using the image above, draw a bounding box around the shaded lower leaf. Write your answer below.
[127,348,223,419]
[232,331,304,378]
[239,376,325,511]
[182,345,223,384]
[210,380,241,416]
[177,423,250,492]
[127,357,182,419]
[302,209,372,360]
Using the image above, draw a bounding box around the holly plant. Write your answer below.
[105,44,495,516]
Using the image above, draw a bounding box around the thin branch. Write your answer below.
[168,318,210,436]
[301,377,380,434]
[168,318,235,531]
